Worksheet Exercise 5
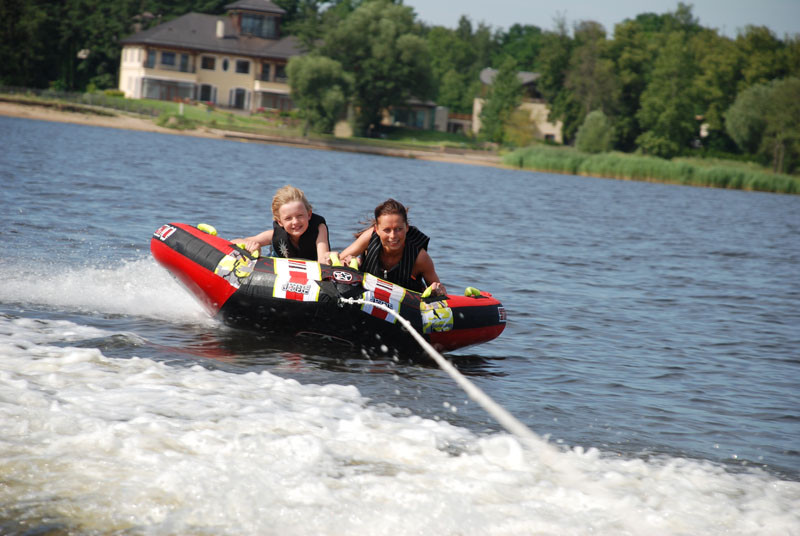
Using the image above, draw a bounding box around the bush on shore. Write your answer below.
[503,145,799,194]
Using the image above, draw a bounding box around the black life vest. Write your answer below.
[271,213,329,260]
[362,226,430,292]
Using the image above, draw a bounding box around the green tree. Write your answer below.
[494,23,543,70]
[321,0,432,135]
[724,81,771,153]
[63,0,143,89]
[0,0,60,87]
[464,18,497,76]
[608,15,662,151]
[563,20,619,138]
[689,28,742,149]
[636,31,698,157]
[425,23,479,113]
[762,77,800,172]
[534,19,576,143]
[785,35,800,78]
[727,78,800,172]
[423,16,499,114]
[607,3,700,151]
[479,57,522,143]
[436,68,479,114]
[287,54,352,134]
[274,0,325,49]
[504,108,539,147]
[0,0,231,90]
[575,110,614,153]
[736,25,787,89]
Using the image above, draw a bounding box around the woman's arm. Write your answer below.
[414,249,446,295]
[335,228,372,266]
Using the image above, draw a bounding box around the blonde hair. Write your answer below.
[271,185,312,221]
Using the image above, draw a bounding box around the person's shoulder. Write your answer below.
[407,226,430,250]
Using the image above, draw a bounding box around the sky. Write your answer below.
[402,0,800,39]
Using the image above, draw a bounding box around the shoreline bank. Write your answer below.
[0,101,504,168]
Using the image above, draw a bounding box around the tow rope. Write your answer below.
[339,297,540,449]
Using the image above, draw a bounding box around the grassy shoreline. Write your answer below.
[4,91,797,194]
[504,146,800,195]
[0,93,503,168]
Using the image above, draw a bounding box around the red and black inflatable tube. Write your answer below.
[151,223,506,353]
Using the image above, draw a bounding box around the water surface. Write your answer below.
[1,115,798,534]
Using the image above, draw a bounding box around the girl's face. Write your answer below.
[375,213,407,253]
[276,201,311,238]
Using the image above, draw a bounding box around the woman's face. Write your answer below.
[375,213,408,253]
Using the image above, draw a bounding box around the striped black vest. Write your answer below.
[362,226,430,291]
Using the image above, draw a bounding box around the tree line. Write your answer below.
[2,0,798,170]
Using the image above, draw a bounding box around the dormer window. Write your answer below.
[240,13,277,39]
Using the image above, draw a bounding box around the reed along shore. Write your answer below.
[504,145,800,195]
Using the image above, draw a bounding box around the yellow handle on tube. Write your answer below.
[235,242,259,258]
[464,286,481,297]
[198,223,218,236]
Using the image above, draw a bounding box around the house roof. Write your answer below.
[224,0,286,15]
[479,67,540,86]
[120,12,303,60]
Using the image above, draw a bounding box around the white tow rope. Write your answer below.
[339,297,541,450]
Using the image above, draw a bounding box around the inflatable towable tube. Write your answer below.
[151,223,506,353]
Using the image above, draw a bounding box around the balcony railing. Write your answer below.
[152,63,196,74]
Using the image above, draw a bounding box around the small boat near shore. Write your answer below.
[151,222,506,353]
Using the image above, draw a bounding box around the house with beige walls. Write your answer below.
[472,68,563,143]
[118,0,301,112]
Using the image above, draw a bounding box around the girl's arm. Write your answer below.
[316,223,331,264]
[230,229,274,253]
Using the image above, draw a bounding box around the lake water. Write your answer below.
[1,115,799,534]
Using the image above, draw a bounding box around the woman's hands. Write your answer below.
[428,281,446,296]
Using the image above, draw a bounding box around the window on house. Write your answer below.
[274,64,287,82]
[180,54,190,72]
[201,56,215,70]
[236,60,250,74]
[145,50,156,68]
[161,52,175,66]
[241,14,277,39]
[222,58,229,71]
[199,84,216,103]
[260,92,293,111]
[230,88,248,109]
[259,62,271,81]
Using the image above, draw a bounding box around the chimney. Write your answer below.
[216,20,224,39]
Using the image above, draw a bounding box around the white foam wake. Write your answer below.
[0,257,206,321]
[0,316,797,535]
